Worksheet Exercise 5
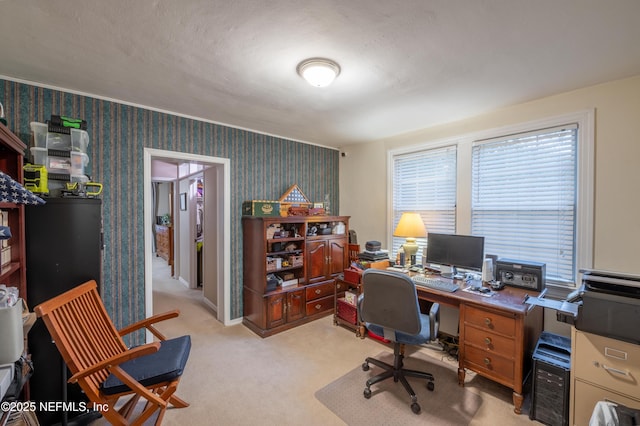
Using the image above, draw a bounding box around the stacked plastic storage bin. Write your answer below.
[29,122,90,196]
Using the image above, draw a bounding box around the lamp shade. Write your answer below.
[393,212,427,238]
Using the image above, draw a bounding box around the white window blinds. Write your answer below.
[471,125,578,283]
[392,145,457,261]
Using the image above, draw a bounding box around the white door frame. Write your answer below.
[143,148,232,331]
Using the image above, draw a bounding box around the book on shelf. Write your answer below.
[281,278,299,287]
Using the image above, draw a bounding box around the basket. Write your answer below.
[266,258,280,272]
[336,298,357,325]
[289,254,303,267]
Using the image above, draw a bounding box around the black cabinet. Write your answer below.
[26,198,102,425]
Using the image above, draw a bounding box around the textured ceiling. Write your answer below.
[2,1,640,148]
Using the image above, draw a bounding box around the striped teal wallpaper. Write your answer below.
[1,79,340,342]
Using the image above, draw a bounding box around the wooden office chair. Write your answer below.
[34,280,190,426]
[358,269,440,414]
[348,243,360,264]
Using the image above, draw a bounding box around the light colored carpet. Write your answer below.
[315,350,482,425]
[90,256,539,425]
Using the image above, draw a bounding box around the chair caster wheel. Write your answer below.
[362,363,370,371]
[427,381,435,391]
[364,388,372,399]
[411,402,421,414]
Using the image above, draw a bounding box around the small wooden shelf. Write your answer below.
[0,261,21,281]
[0,122,27,302]
[333,277,364,337]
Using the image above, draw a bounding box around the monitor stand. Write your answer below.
[440,265,457,279]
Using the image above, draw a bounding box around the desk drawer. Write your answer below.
[464,345,515,384]
[306,295,334,316]
[464,305,515,336]
[574,331,640,398]
[465,325,515,355]
[335,279,351,294]
[306,281,334,301]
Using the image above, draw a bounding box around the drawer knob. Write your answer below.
[315,289,322,294]
[483,357,491,365]
[315,304,322,310]
[337,284,343,290]
[484,337,492,345]
[484,317,492,326]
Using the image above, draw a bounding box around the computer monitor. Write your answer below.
[424,233,485,279]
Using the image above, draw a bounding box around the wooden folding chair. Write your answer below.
[34,280,190,426]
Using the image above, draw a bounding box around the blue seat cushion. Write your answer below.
[101,335,191,395]
[366,313,431,346]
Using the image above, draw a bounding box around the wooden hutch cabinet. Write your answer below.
[242,215,349,337]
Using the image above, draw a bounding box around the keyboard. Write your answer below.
[411,275,459,293]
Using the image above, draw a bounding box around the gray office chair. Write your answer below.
[358,269,440,414]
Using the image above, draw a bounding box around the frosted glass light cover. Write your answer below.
[297,59,340,87]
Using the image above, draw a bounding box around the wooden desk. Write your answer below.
[415,281,543,414]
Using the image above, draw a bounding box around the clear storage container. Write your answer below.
[30,148,89,176]
[71,152,89,175]
[30,122,48,148]
[70,129,89,153]
[30,147,47,166]
[46,132,71,150]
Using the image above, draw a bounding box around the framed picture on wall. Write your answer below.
[180,193,187,211]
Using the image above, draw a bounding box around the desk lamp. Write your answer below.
[394,212,427,265]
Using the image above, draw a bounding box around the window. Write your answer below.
[389,111,593,288]
[471,125,577,284]
[391,145,457,262]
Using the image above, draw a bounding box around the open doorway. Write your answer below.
[143,148,231,334]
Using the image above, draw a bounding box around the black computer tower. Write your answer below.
[26,198,102,425]
[529,331,572,426]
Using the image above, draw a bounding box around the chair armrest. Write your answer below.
[118,310,180,341]
[68,342,161,383]
[429,303,440,341]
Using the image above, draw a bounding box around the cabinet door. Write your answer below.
[266,294,286,328]
[307,240,327,284]
[328,238,348,276]
[287,289,305,322]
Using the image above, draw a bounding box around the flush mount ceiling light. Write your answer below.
[297,58,341,87]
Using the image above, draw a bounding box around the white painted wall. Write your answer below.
[178,178,192,287]
[340,74,640,276]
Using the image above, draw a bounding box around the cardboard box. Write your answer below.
[242,200,280,217]
[345,290,357,306]
[368,259,390,270]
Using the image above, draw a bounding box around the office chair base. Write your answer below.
[361,344,435,414]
